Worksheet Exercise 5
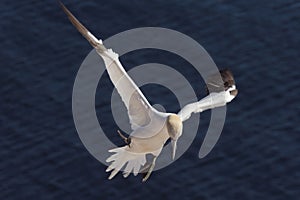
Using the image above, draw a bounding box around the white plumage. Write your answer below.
[60,1,238,182]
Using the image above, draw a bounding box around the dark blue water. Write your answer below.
[1,0,299,199]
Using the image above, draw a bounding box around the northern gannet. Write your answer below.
[59,2,238,182]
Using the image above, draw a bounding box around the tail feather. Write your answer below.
[106,146,146,180]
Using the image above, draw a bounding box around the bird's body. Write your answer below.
[106,113,182,180]
[126,114,171,154]
[59,1,237,182]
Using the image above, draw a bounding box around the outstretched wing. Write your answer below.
[60,2,156,130]
[178,69,237,121]
[178,92,227,121]
[98,50,154,130]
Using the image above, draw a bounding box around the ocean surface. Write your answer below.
[1,0,299,199]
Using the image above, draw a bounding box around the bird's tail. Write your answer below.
[106,146,146,179]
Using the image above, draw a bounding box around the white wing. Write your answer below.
[178,91,229,122]
[97,49,156,130]
[60,2,157,130]
[179,68,238,121]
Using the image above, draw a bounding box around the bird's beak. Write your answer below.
[171,139,177,160]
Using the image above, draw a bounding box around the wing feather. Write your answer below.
[179,69,237,121]
[97,48,155,130]
[178,92,228,121]
[60,1,157,130]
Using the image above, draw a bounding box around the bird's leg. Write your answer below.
[142,156,157,182]
[117,130,131,147]
[140,163,151,174]
[117,130,131,146]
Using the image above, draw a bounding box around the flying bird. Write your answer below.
[59,2,238,182]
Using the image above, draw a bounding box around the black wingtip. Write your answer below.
[205,68,236,94]
[57,0,65,10]
[58,1,100,48]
